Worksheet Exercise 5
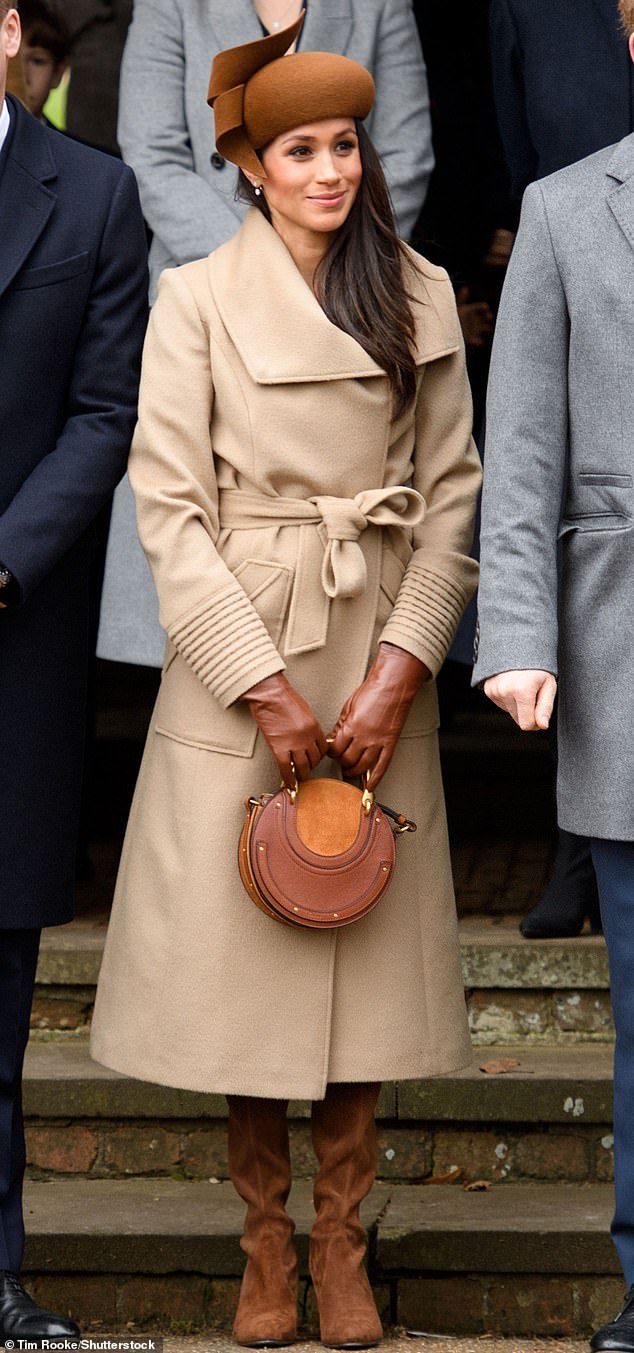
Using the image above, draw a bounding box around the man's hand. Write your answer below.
[483,669,557,731]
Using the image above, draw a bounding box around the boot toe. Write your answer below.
[316,1288,383,1349]
[322,1335,382,1350]
[233,1315,297,1348]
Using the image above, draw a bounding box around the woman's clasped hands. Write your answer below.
[243,643,429,792]
[241,672,328,788]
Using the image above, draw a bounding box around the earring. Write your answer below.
[254,185,262,197]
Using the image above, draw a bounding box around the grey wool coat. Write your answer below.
[90,208,481,1099]
[474,134,634,840]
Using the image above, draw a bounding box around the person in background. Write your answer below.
[490,0,634,208]
[19,0,68,122]
[410,0,515,678]
[474,4,634,1343]
[0,3,148,1343]
[55,0,132,153]
[487,0,634,940]
[412,0,516,437]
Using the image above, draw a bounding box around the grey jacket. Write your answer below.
[473,135,634,839]
[118,0,432,294]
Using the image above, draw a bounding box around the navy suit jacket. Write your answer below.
[490,0,634,201]
[0,96,148,928]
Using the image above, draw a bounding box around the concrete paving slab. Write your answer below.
[22,1041,395,1119]
[36,916,610,991]
[21,1178,619,1277]
[378,1184,617,1275]
[21,1179,391,1274]
[23,1040,615,1124]
[397,1045,614,1123]
[458,921,608,991]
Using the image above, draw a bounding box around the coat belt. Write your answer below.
[218,486,426,656]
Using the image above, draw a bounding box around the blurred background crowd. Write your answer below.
[6,0,634,933]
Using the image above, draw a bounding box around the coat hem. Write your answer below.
[559,810,634,843]
[89,1039,474,1099]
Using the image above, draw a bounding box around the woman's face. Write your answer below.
[259,118,363,239]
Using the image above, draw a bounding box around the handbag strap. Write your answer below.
[375,800,417,834]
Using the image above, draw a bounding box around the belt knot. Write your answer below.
[309,488,425,600]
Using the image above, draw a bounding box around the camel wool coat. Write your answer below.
[90,208,481,1100]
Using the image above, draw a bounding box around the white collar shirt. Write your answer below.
[0,100,10,153]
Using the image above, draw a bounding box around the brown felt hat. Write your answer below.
[207,13,375,178]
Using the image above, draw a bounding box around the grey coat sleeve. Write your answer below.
[117,0,242,265]
[472,181,569,685]
[367,0,433,239]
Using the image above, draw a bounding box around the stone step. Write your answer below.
[22,1040,616,1186]
[19,1178,625,1338]
[33,916,613,1045]
[24,1039,614,1122]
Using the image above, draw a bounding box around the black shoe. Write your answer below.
[519,828,603,939]
[591,1284,634,1349]
[0,1270,80,1344]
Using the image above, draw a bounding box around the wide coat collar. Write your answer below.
[207,207,461,385]
[0,96,58,300]
[606,132,634,253]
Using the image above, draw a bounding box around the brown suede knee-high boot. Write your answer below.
[227,1095,298,1348]
[309,1082,382,1350]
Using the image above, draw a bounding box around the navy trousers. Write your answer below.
[591,840,634,1286]
[0,929,41,1272]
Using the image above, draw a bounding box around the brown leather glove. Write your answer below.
[242,672,328,787]
[328,642,430,790]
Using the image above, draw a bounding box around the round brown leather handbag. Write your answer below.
[238,774,416,930]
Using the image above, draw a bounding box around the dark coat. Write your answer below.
[412,0,515,280]
[490,0,634,201]
[58,0,133,154]
[0,96,147,929]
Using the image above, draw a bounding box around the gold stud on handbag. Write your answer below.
[238,768,416,930]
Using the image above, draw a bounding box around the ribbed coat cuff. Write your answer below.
[168,584,285,709]
[379,555,478,676]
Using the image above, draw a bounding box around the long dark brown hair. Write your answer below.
[237,121,419,418]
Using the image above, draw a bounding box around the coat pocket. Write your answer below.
[11,251,91,290]
[155,559,293,756]
[558,512,632,536]
[578,472,632,487]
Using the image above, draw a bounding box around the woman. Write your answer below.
[117,0,432,295]
[97,0,434,671]
[91,19,481,1350]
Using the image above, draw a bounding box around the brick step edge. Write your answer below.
[21,1042,617,1186]
[20,1179,625,1340]
[23,1113,617,1187]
